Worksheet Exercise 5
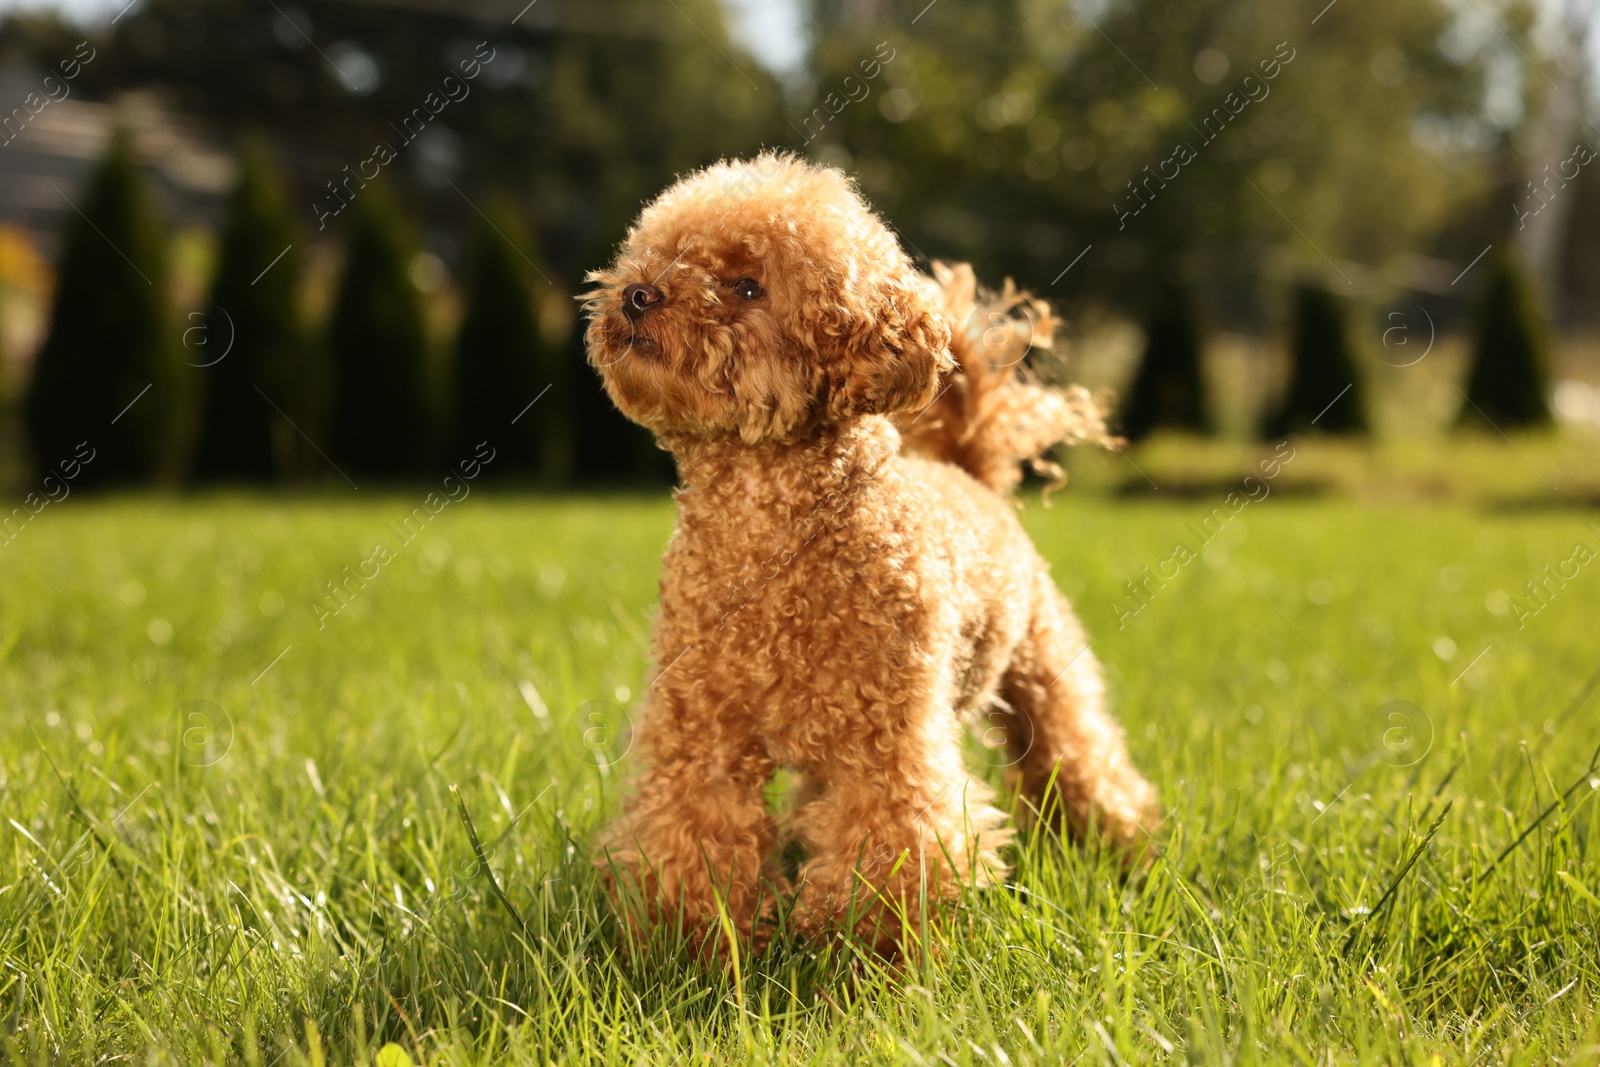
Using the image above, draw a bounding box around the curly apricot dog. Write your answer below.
[584,153,1156,957]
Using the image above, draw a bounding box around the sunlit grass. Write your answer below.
[2,489,1597,1064]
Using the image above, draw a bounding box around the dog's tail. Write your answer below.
[897,262,1119,495]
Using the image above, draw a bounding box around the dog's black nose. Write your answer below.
[622,282,662,320]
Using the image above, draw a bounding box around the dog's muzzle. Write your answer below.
[622,282,663,321]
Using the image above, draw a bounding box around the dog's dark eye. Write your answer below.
[732,277,764,300]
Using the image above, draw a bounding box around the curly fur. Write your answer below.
[584,153,1156,960]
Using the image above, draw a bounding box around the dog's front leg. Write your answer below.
[599,684,778,960]
[789,712,1010,956]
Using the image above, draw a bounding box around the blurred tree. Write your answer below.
[25,128,175,487]
[191,137,303,483]
[806,0,1510,319]
[1266,281,1368,436]
[1459,252,1551,429]
[1119,282,1207,441]
[452,198,566,479]
[327,180,431,479]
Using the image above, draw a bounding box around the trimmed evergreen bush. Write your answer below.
[1459,252,1551,429]
[326,180,431,479]
[191,136,303,483]
[451,198,567,478]
[1120,281,1208,442]
[25,128,174,487]
[1267,281,1368,437]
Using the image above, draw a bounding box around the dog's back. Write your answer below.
[897,263,1117,496]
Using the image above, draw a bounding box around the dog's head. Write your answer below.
[583,154,953,445]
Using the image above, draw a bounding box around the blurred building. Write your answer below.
[0,64,233,254]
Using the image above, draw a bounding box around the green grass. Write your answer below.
[2,486,1598,1065]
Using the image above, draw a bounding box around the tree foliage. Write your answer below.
[806,0,1506,315]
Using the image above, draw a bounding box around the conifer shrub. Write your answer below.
[1120,281,1208,442]
[192,136,303,482]
[326,180,432,479]
[1459,252,1551,429]
[1266,281,1369,437]
[25,128,175,487]
[451,198,567,479]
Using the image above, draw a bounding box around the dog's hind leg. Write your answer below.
[999,573,1157,852]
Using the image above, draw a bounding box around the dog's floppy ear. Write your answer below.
[822,271,955,422]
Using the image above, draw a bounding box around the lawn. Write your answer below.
[2,475,1598,1064]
